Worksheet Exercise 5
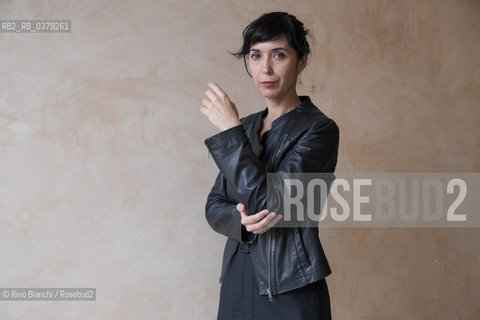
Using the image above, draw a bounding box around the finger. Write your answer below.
[241,210,254,227]
[256,213,283,234]
[241,209,269,226]
[247,212,276,234]
[207,82,226,97]
[237,203,248,221]
[236,203,246,213]
[268,214,283,228]
[238,204,250,224]
[239,207,248,219]
[200,106,208,115]
[263,212,277,227]
[246,209,270,224]
[241,210,259,226]
[204,88,217,102]
[201,98,211,108]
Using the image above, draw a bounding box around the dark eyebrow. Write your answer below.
[249,47,288,52]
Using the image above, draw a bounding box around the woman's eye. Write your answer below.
[250,53,260,60]
[274,52,285,59]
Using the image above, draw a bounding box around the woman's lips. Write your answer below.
[261,81,276,88]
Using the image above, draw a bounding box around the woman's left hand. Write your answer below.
[237,203,283,235]
[201,82,242,131]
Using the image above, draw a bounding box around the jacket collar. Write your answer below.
[257,96,314,129]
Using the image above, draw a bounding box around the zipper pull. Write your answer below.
[267,288,273,301]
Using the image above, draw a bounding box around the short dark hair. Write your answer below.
[232,12,310,60]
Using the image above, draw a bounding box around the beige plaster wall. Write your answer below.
[0,0,479,319]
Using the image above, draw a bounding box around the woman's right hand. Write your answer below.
[237,203,283,235]
[201,82,242,132]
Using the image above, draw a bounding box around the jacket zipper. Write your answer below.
[268,133,286,171]
[267,228,273,301]
[266,133,287,302]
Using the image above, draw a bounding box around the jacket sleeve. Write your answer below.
[205,171,241,242]
[204,118,339,217]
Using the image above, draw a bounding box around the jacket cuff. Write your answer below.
[241,227,257,244]
[204,124,246,150]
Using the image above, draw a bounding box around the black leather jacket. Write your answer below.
[205,96,339,299]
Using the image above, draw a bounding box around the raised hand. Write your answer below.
[201,82,242,131]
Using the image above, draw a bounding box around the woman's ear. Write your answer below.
[297,53,308,74]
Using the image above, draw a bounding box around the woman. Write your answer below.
[201,12,339,319]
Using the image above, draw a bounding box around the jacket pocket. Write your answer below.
[293,227,311,270]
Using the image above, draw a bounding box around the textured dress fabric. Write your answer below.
[215,104,332,319]
[217,243,331,320]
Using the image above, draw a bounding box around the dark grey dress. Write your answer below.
[216,109,332,320]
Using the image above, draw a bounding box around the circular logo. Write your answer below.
[2,290,10,298]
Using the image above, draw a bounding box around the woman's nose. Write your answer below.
[262,57,273,74]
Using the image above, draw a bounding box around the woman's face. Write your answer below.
[247,34,307,103]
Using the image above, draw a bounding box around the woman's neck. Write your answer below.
[265,93,301,123]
